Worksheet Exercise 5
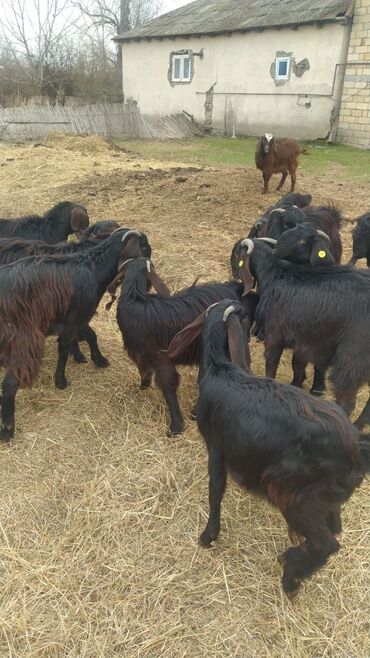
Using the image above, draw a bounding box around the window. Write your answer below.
[172,54,191,82]
[276,57,290,80]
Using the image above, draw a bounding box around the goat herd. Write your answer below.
[0,193,369,599]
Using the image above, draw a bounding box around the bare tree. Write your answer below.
[74,0,162,72]
[0,0,78,93]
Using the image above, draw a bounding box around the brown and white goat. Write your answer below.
[255,133,307,194]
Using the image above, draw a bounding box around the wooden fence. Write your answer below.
[0,103,203,141]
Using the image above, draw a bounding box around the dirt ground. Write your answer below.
[0,133,369,658]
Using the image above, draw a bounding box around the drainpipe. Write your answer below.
[328,15,353,143]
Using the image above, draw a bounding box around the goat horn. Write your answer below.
[117,257,136,272]
[240,238,255,255]
[270,208,286,215]
[121,229,142,243]
[316,230,331,243]
[205,301,220,317]
[256,237,278,245]
[223,305,236,322]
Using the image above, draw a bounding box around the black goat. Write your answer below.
[272,223,336,395]
[0,229,150,441]
[166,300,369,596]
[275,223,335,266]
[114,257,258,435]
[0,201,89,242]
[265,205,342,261]
[0,221,139,369]
[349,211,370,266]
[246,203,342,260]
[248,192,312,239]
[236,237,370,428]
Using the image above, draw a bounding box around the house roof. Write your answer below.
[115,0,353,42]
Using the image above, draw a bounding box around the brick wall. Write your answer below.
[337,0,370,149]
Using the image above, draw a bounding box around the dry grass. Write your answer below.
[0,133,369,658]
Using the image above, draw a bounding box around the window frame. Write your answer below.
[172,53,191,82]
[275,57,290,80]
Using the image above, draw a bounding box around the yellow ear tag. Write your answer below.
[238,260,244,267]
[318,250,326,258]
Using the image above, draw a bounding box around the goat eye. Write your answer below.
[318,250,326,258]
[297,240,306,245]
[239,260,244,267]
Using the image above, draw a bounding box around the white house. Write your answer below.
[116,0,370,147]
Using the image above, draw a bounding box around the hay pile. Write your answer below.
[0,135,369,658]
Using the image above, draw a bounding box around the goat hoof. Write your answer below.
[0,426,13,442]
[310,388,324,397]
[198,531,214,548]
[94,356,110,368]
[167,428,183,438]
[282,575,302,598]
[285,585,301,601]
[73,353,87,364]
[55,378,68,390]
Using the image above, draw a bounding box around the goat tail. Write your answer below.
[359,433,370,473]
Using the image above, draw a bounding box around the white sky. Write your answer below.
[161,0,194,14]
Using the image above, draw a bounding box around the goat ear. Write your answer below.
[71,207,89,232]
[105,272,125,310]
[148,268,171,297]
[238,257,254,296]
[309,240,335,267]
[165,312,206,359]
[226,313,250,372]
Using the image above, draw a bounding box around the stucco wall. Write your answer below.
[121,22,350,139]
[337,0,370,149]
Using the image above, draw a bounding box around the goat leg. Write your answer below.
[70,340,88,364]
[265,342,283,379]
[199,449,227,547]
[276,172,288,191]
[262,172,271,194]
[289,169,297,193]
[136,356,153,390]
[154,359,184,436]
[55,333,75,389]
[326,506,342,536]
[310,367,326,397]
[291,352,307,388]
[0,372,19,442]
[282,500,340,595]
[354,393,370,430]
[77,325,109,368]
